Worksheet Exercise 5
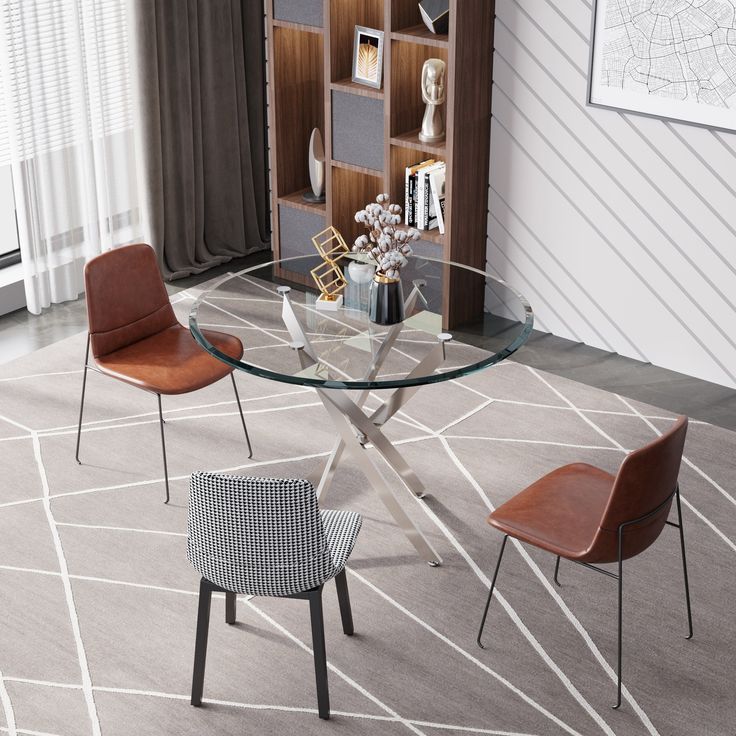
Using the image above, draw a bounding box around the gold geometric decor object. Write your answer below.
[310,225,349,310]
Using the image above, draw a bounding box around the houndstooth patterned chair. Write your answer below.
[187,472,362,720]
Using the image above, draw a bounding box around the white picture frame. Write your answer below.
[352,25,384,90]
[587,0,736,133]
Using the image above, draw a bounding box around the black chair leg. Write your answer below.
[308,590,330,719]
[335,569,354,636]
[675,486,694,640]
[225,592,237,625]
[157,394,170,504]
[477,534,508,649]
[75,334,91,465]
[553,555,562,586]
[613,530,624,710]
[191,578,214,707]
[230,373,253,459]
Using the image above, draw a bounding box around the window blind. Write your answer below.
[0,0,133,166]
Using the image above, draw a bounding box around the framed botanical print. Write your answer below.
[352,26,384,90]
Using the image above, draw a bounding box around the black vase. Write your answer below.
[369,275,405,325]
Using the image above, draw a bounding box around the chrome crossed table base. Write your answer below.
[278,284,449,566]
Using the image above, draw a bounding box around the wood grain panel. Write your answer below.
[272,27,324,198]
[444,0,493,328]
[331,166,384,247]
[390,0,423,31]
[330,0,384,82]
[389,41,448,139]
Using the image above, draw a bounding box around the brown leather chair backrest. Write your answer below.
[591,415,688,562]
[84,244,177,358]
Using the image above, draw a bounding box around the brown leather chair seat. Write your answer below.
[488,463,615,561]
[76,243,253,503]
[95,324,243,395]
[477,416,693,710]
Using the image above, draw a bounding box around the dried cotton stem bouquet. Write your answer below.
[352,194,420,280]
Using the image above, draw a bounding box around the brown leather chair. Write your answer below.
[477,416,692,709]
[75,244,252,503]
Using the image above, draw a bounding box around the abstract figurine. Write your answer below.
[418,58,446,144]
[310,226,349,310]
[303,128,325,204]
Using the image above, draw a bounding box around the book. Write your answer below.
[429,164,446,234]
[404,158,434,226]
[417,161,444,230]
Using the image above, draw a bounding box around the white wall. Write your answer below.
[487,0,736,389]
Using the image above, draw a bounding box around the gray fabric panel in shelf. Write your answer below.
[273,0,323,27]
[331,91,384,173]
[278,206,325,276]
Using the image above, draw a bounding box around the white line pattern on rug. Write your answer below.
[3,677,544,735]
[244,598,429,736]
[438,435,652,734]
[0,668,17,736]
[2,286,731,733]
[348,568,585,736]
[616,395,736,510]
[615,396,736,554]
[31,433,101,735]
[395,442,616,736]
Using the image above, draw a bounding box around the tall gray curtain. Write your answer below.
[132,0,270,278]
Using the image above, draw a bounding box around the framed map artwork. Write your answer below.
[588,0,736,132]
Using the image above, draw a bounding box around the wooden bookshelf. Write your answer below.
[266,0,494,328]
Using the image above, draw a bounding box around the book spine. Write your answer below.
[423,169,431,229]
[417,170,426,230]
[408,172,416,227]
[404,166,411,225]
[430,165,445,233]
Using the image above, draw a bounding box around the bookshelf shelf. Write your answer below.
[272,18,324,34]
[277,188,326,214]
[267,0,494,328]
[331,159,383,178]
[330,77,384,100]
[390,129,446,156]
[390,25,449,48]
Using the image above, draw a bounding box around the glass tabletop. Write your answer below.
[189,254,533,390]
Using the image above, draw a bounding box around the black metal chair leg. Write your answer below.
[191,578,214,707]
[477,534,508,649]
[334,569,354,636]
[157,394,170,504]
[225,592,236,624]
[75,334,91,464]
[553,555,562,586]
[308,590,330,719]
[613,530,624,710]
[230,373,253,459]
[675,487,694,640]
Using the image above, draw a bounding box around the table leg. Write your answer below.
[319,392,442,566]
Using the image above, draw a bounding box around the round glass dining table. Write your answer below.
[190,254,533,565]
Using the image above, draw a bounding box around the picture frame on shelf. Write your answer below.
[352,25,384,90]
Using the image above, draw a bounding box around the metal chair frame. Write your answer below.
[477,484,693,709]
[75,333,253,503]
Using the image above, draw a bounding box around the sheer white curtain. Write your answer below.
[0,0,142,314]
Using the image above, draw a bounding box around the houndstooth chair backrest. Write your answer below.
[187,472,337,597]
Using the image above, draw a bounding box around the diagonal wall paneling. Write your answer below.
[487,0,736,389]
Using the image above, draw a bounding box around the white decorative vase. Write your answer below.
[347,260,375,284]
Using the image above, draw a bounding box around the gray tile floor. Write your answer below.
[2,250,734,431]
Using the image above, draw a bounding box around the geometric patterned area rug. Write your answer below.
[0,280,734,736]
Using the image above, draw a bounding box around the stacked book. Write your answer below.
[404,158,446,234]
